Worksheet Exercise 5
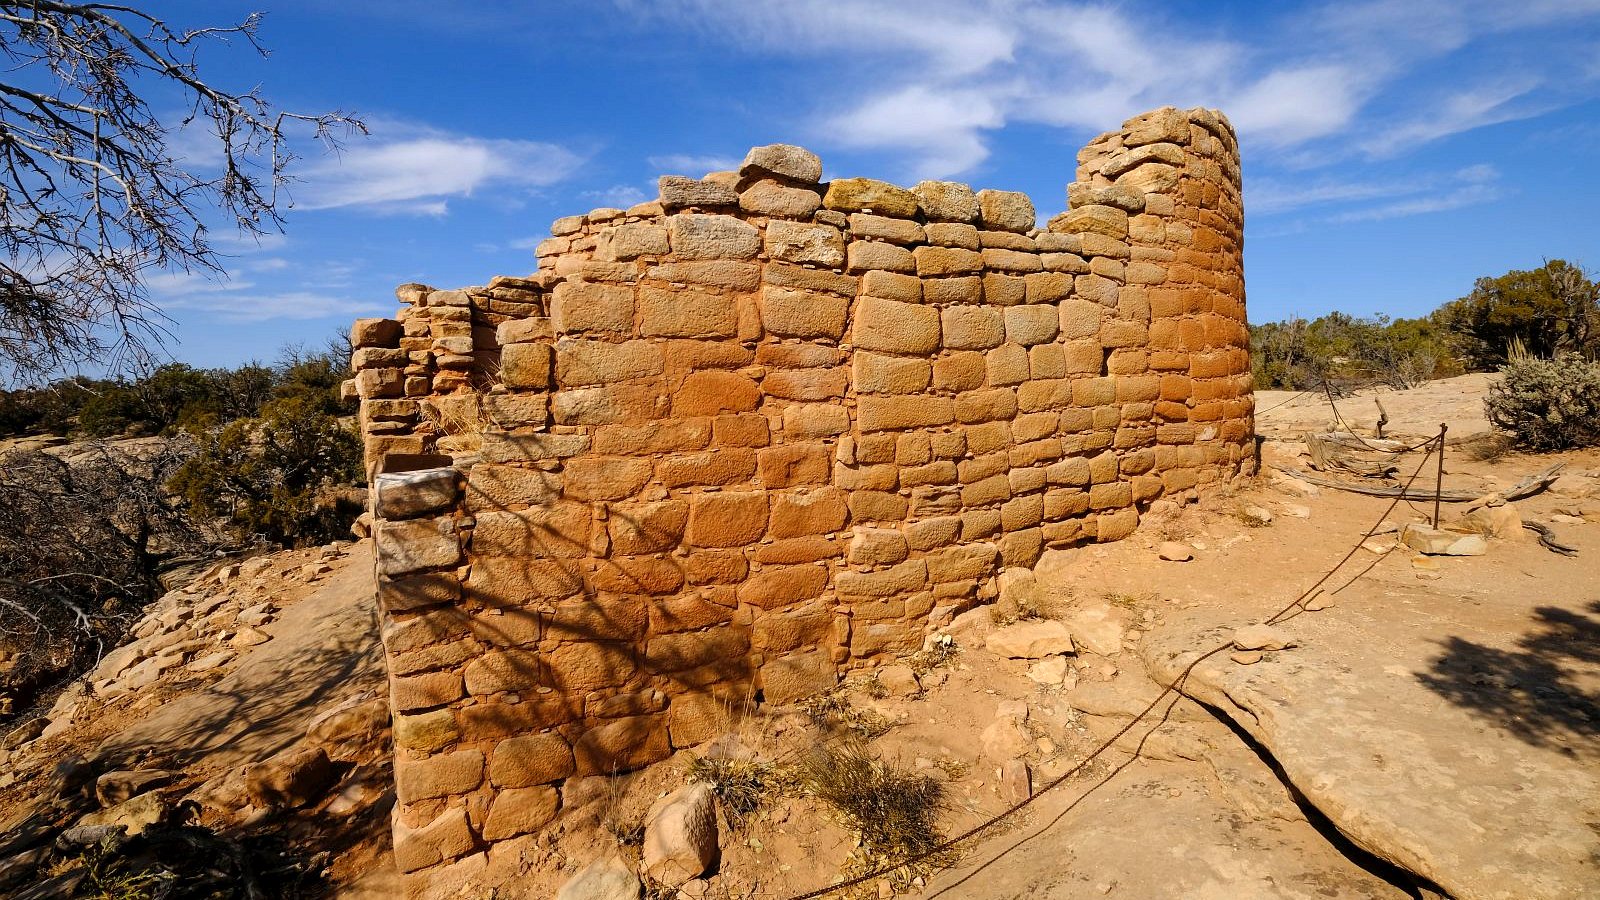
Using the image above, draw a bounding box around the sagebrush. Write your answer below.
[1485,354,1600,451]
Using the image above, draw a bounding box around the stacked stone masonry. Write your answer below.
[349,106,1254,891]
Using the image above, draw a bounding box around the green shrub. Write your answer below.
[168,396,362,546]
[1485,354,1600,451]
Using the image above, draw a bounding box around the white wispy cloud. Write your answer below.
[210,231,288,253]
[1329,181,1502,222]
[632,0,1600,179]
[581,184,649,208]
[646,153,743,175]
[1256,164,1504,223]
[164,291,389,323]
[1359,78,1547,157]
[292,119,586,215]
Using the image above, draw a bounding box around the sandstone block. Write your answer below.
[735,563,829,609]
[835,559,926,597]
[852,352,929,394]
[765,219,845,267]
[657,449,757,488]
[392,671,465,712]
[763,261,857,296]
[483,786,559,842]
[688,492,769,547]
[552,281,634,335]
[595,223,669,261]
[356,368,403,399]
[853,297,940,354]
[931,352,985,392]
[1096,507,1139,541]
[556,339,662,387]
[941,305,1005,350]
[573,715,672,776]
[1005,305,1059,346]
[673,370,761,416]
[758,286,849,339]
[659,175,739,209]
[823,177,919,217]
[782,403,851,439]
[245,746,334,810]
[764,367,847,400]
[1116,163,1181,195]
[561,456,654,502]
[848,528,909,566]
[758,444,832,487]
[667,214,760,260]
[479,431,590,464]
[1058,205,1128,238]
[396,749,484,802]
[986,620,1074,658]
[376,518,460,577]
[915,180,980,222]
[639,286,738,338]
[608,499,689,554]
[376,469,460,519]
[741,144,823,183]
[395,709,459,753]
[913,245,983,276]
[857,395,953,431]
[846,240,916,274]
[490,732,575,787]
[351,346,407,370]
[393,806,474,874]
[977,189,1036,233]
[924,275,983,304]
[769,488,849,538]
[758,651,834,705]
[1123,107,1190,146]
[353,318,403,349]
[849,213,924,245]
[739,178,821,218]
[981,247,1043,273]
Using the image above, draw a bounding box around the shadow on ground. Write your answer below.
[1419,600,1600,756]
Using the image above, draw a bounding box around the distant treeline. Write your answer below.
[0,343,355,439]
[1252,259,1599,390]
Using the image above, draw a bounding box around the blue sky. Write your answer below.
[149,0,1600,369]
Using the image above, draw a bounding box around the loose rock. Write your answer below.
[1231,624,1297,652]
[245,746,335,810]
[985,620,1074,659]
[1157,541,1193,562]
[641,783,720,887]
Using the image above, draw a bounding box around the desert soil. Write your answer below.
[2,373,1596,900]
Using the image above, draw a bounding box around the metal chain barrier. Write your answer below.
[779,434,1446,900]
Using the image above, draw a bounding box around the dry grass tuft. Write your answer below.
[687,754,790,829]
[904,637,959,675]
[1230,503,1274,528]
[797,742,952,884]
[799,689,892,740]
[1461,432,1513,462]
[1104,590,1158,610]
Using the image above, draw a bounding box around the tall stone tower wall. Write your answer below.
[348,106,1252,889]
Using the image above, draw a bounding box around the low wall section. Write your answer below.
[349,106,1253,887]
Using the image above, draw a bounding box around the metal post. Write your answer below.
[1433,423,1448,528]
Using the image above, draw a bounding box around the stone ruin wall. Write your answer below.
[346,106,1253,889]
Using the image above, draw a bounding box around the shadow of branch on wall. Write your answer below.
[1417,600,1600,756]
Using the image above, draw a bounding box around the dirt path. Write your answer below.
[1255,373,1497,443]
[96,543,385,772]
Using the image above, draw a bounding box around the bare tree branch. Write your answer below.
[0,3,365,381]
